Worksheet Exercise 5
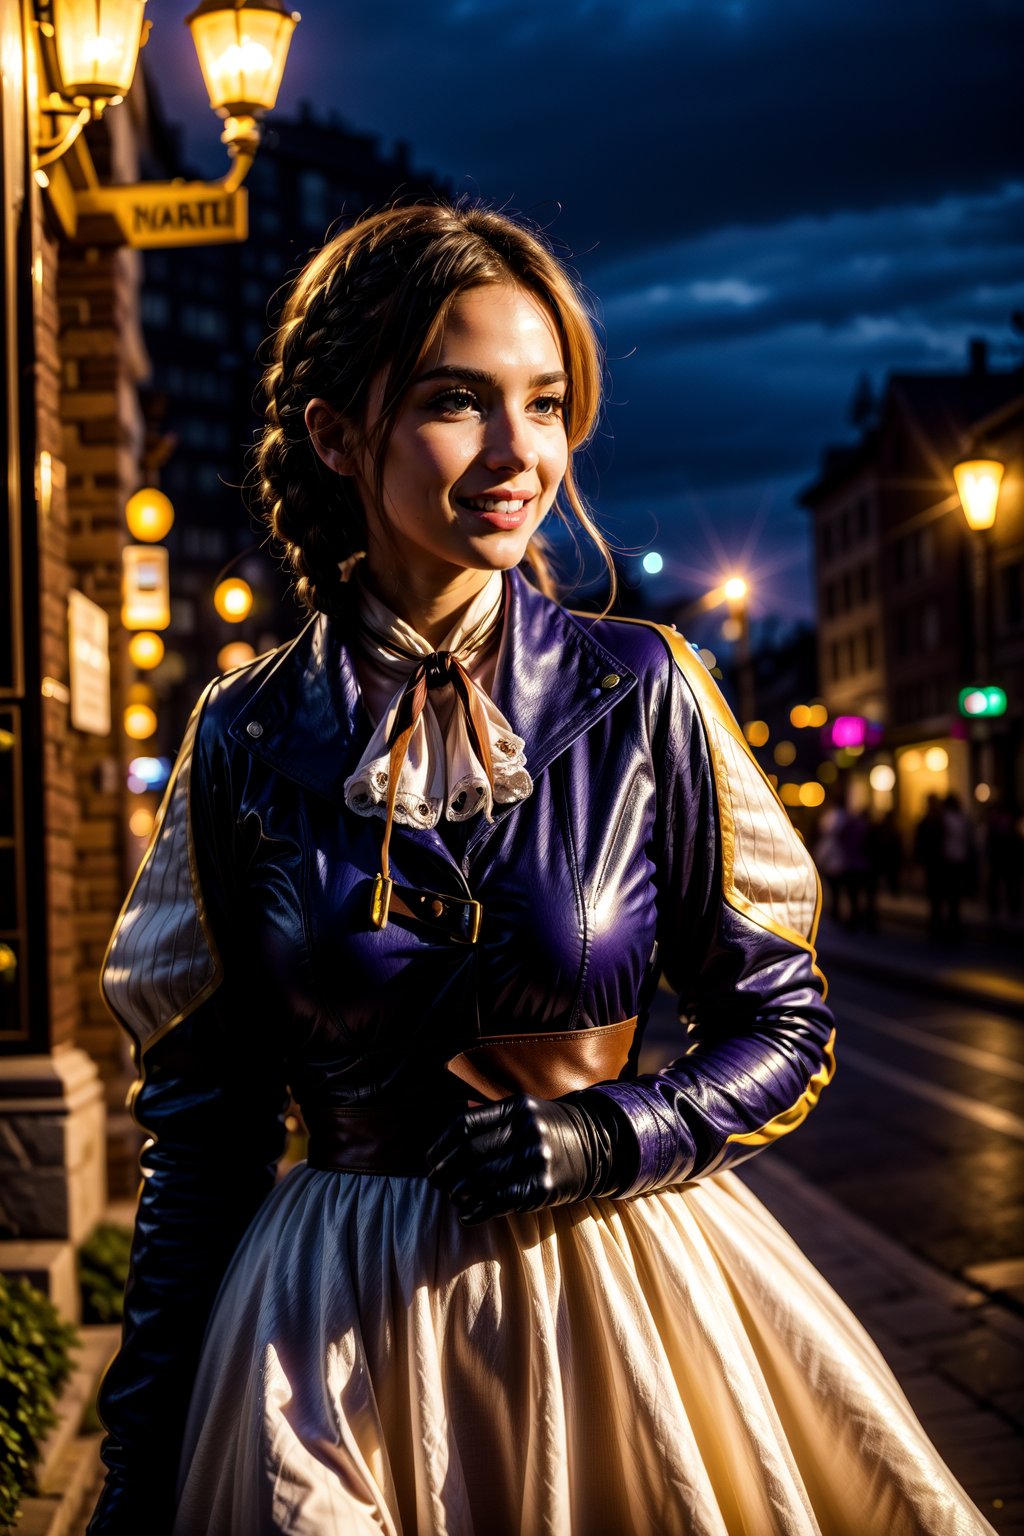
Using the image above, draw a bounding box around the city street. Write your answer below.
[642,930,1024,1534]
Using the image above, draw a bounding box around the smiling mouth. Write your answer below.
[456,494,533,514]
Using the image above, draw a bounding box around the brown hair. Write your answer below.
[254,201,615,617]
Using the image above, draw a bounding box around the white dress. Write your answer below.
[172,1163,995,1535]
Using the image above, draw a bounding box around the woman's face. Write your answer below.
[357,283,570,596]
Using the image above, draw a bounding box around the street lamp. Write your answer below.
[723,575,754,727]
[953,454,1004,795]
[953,455,1003,684]
[32,0,299,246]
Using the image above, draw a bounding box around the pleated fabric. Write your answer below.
[173,1168,994,1536]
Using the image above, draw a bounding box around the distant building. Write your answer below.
[800,340,1024,829]
[139,93,451,740]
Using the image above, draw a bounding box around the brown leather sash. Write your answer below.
[304,1018,639,1175]
[445,1017,637,1102]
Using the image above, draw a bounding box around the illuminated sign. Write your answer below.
[959,686,1007,718]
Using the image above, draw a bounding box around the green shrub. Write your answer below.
[77,1223,132,1325]
[0,1275,79,1531]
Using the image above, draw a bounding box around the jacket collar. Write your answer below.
[227,564,637,808]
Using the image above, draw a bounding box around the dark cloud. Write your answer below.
[148,0,1024,617]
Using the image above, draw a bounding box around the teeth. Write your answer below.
[466,497,525,513]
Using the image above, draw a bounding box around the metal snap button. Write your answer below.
[599,673,621,690]
[246,721,263,738]
[430,899,445,918]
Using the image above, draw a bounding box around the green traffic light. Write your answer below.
[958,685,1007,718]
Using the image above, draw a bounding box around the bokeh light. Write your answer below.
[869,765,896,793]
[128,631,165,670]
[125,488,174,542]
[129,808,156,839]
[774,740,797,767]
[642,551,664,575]
[744,720,770,748]
[214,577,253,622]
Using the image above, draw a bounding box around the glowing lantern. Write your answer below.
[124,704,157,739]
[187,0,299,119]
[214,576,253,622]
[125,487,175,542]
[129,631,165,669]
[52,0,148,100]
[953,459,1004,532]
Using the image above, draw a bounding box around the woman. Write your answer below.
[89,203,993,1535]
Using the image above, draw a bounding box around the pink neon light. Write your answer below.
[831,715,866,748]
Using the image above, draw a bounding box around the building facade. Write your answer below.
[801,342,1024,833]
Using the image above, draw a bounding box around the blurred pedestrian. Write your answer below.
[840,806,876,931]
[871,809,904,897]
[913,793,945,938]
[815,793,849,923]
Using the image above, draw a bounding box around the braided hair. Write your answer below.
[254,201,613,618]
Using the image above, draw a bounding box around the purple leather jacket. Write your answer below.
[89,564,835,1531]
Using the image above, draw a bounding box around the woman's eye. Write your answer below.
[532,395,566,417]
[431,388,479,415]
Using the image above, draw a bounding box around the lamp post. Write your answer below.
[32,0,299,247]
[953,456,1005,796]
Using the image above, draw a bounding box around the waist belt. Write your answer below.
[304,1018,639,1176]
[306,1104,454,1176]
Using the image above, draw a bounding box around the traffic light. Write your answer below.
[959,686,1007,718]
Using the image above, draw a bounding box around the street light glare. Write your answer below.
[642,551,664,575]
[723,576,747,603]
[952,458,1004,532]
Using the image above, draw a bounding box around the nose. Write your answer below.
[481,405,539,473]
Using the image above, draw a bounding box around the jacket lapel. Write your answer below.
[226,566,638,820]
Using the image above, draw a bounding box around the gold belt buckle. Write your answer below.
[371,874,482,944]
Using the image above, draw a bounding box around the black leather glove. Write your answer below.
[424,1090,639,1224]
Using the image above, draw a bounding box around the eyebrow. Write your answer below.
[413,365,569,389]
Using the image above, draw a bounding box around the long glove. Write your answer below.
[425,1089,638,1223]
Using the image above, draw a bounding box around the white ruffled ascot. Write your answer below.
[344,572,533,831]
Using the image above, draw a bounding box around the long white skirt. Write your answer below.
[173,1165,995,1536]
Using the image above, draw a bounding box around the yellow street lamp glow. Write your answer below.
[723,576,747,604]
[790,705,810,729]
[779,783,801,807]
[214,576,253,622]
[129,807,156,839]
[124,703,157,740]
[52,0,148,99]
[187,0,300,118]
[125,487,175,542]
[217,640,256,671]
[953,458,1004,532]
[128,631,165,669]
[798,782,825,808]
[807,703,828,728]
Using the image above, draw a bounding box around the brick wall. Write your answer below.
[59,239,148,1196]
[33,225,78,1055]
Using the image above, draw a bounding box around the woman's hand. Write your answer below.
[425,1092,633,1224]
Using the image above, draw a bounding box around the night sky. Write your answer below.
[150,0,1024,621]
